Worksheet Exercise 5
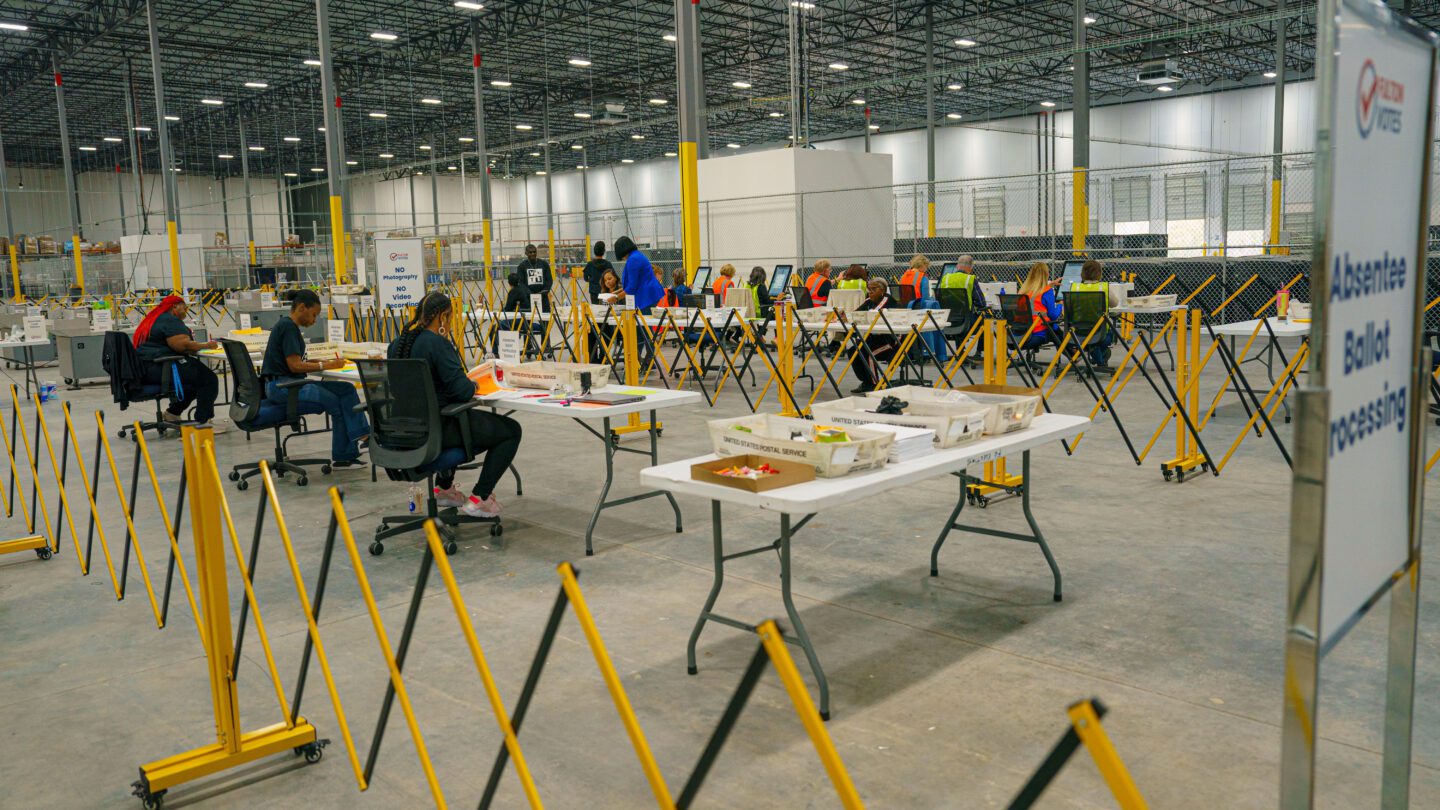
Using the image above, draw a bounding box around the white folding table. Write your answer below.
[0,338,55,399]
[482,385,703,555]
[1209,317,1311,423]
[1111,303,1188,371]
[641,412,1089,719]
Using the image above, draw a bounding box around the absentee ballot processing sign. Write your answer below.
[375,237,425,309]
[1314,1,1434,645]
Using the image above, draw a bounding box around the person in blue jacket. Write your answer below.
[615,235,664,312]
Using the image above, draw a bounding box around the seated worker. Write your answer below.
[582,241,614,303]
[938,254,987,325]
[835,264,868,290]
[804,259,833,305]
[591,269,624,361]
[712,263,738,299]
[655,267,686,308]
[1070,259,1121,367]
[1016,261,1063,351]
[843,278,897,394]
[492,273,526,353]
[388,291,522,518]
[261,289,369,467]
[132,294,226,432]
[898,254,932,304]
[746,265,774,318]
[616,235,664,313]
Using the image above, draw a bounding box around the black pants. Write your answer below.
[435,410,522,498]
[851,336,897,390]
[145,356,218,423]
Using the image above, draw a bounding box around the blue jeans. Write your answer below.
[264,379,370,462]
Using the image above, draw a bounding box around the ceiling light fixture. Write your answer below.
[791,2,816,8]
[1040,100,1056,107]
[946,113,962,120]
[379,153,394,159]
[458,136,475,142]
[1156,85,1174,92]
[248,145,265,151]
[631,134,645,140]
[571,144,584,150]
[1263,70,1277,78]
[346,160,358,165]
[244,81,268,89]
[828,62,849,71]
[867,124,879,130]
[573,111,591,119]
[218,153,234,159]
[311,167,325,172]
[164,115,180,121]
[1084,16,1096,24]
[947,82,963,91]
[420,97,442,105]
[370,32,398,41]
[649,98,668,105]
[317,126,326,132]
[851,98,865,105]
[448,165,458,170]
[515,123,532,130]
[368,111,388,118]
[303,58,322,66]
[0,23,30,32]
[454,1,485,9]
[78,146,97,152]
[768,111,784,118]
[284,172,298,177]
[283,136,301,142]
[103,137,123,142]
[567,58,591,67]
[663,33,677,42]
[419,145,432,151]
[201,98,223,105]
[664,151,677,157]
[536,170,547,175]
[529,151,541,157]
[726,142,741,149]
[134,126,152,132]
[954,38,977,47]
[731,80,752,89]
[621,159,635,164]
[577,164,588,169]
[490,79,511,87]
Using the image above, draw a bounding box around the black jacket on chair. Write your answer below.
[101,330,148,410]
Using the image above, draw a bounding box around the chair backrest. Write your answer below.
[221,339,265,425]
[936,286,974,323]
[999,293,1034,331]
[1065,290,1110,335]
[789,285,814,309]
[354,358,444,471]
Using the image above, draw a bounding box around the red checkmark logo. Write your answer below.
[1359,60,1378,118]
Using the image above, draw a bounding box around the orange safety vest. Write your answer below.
[713,276,735,298]
[1026,290,1054,334]
[899,268,925,299]
[804,272,829,303]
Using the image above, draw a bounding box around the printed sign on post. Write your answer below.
[360,294,376,312]
[240,313,253,329]
[22,315,46,343]
[1312,2,1434,645]
[326,319,345,343]
[530,293,543,314]
[25,306,39,318]
[497,330,522,365]
[375,237,426,309]
[91,308,112,332]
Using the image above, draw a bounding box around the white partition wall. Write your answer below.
[698,149,893,272]
[119,233,205,290]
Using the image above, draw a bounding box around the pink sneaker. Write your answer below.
[433,486,467,508]
[460,495,500,518]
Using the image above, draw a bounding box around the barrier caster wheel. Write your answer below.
[1176,470,1186,483]
[321,465,331,475]
[977,496,989,509]
[303,745,324,764]
[297,477,308,486]
[444,541,458,556]
[490,523,503,537]
[236,479,249,491]
[117,428,127,438]
[228,470,239,481]
[1162,468,1174,481]
[656,428,664,437]
[379,523,389,532]
[63,377,74,386]
[369,540,384,556]
[36,546,51,560]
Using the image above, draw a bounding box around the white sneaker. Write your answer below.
[433,486,468,508]
[459,495,500,518]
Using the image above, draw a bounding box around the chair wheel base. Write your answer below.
[368,540,384,556]
[687,665,698,675]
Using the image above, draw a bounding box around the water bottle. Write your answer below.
[408,485,419,513]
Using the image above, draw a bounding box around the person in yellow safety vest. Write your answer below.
[937,254,987,325]
[712,263,737,299]
[804,259,833,304]
[835,264,868,291]
[898,254,931,305]
[1069,259,1120,368]
[746,265,773,318]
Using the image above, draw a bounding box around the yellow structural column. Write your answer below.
[1268,178,1284,255]
[926,201,936,239]
[679,142,701,284]
[247,240,256,265]
[9,244,21,302]
[71,236,85,295]
[166,220,182,293]
[547,229,556,279]
[483,219,494,305]
[1072,166,1088,255]
[328,194,347,284]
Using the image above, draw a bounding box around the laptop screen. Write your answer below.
[942,262,958,276]
[768,265,793,297]
[1060,259,1086,291]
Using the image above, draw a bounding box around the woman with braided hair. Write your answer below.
[388,291,522,518]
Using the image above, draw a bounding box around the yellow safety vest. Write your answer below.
[1070,281,1109,310]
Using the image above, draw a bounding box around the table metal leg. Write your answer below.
[23,346,35,399]
[778,512,830,719]
[650,408,683,533]
[930,451,1062,602]
[579,411,684,556]
[583,416,615,557]
[687,500,727,676]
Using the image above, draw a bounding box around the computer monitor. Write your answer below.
[1060,259,1086,292]
[942,262,958,276]
[692,265,712,290]
[768,265,794,298]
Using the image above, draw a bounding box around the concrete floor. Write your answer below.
[0,335,1437,809]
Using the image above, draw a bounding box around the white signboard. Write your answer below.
[91,308,112,332]
[22,315,47,343]
[360,294,376,313]
[375,238,425,309]
[326,319,345,344]
[497,330,522,365]
[529,293,543,313]
[1316,2,1433,644]
[25,306,40,318]
[240,313,253,329]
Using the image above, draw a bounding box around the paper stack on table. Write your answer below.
[859,423,935,464]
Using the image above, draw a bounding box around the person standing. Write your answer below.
[261,289,370,467]
[582,241,614,303]
[515,243,552,310]
[615,236,663,312]
[132,294,225,432]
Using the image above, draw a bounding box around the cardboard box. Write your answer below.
[690,454,815,492]
[36,236,58,254]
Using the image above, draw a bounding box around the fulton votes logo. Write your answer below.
[388,251,410,261]
[1356,58,1405,138]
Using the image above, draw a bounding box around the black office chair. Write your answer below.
[220,339,331,490]
[1063,291,1114,374]
[788,285,814,310]
[101,330,183,440]
[354,357,501,556]
[999,293,1053,371]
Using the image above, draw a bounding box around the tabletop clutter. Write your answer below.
[694,384,1043,490]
